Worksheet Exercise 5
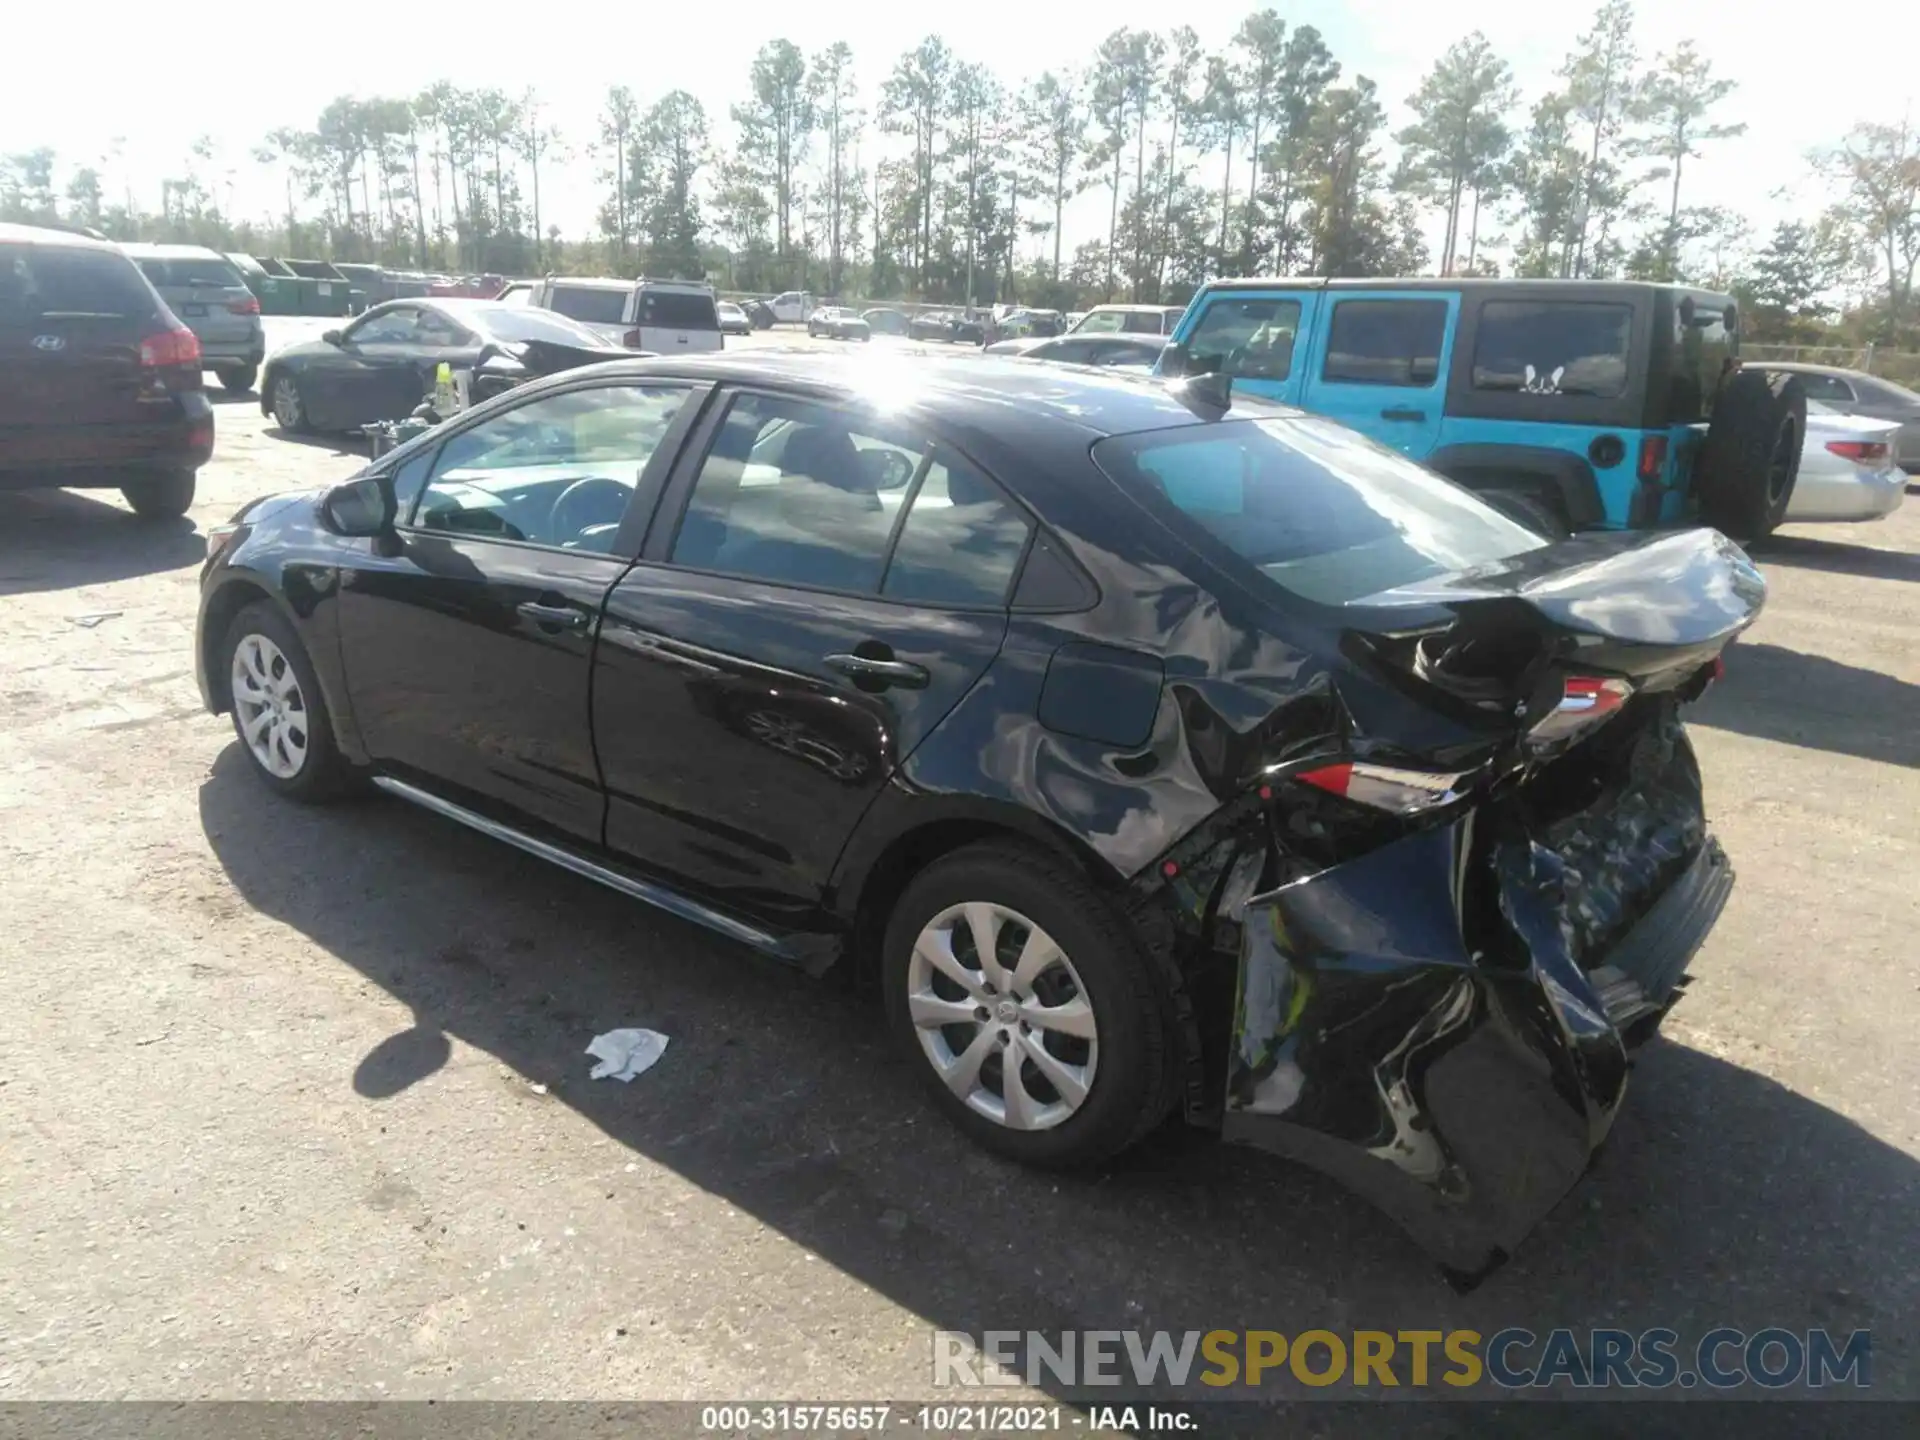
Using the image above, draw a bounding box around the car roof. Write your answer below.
[529,349,1286,442]
[0,221,119,251]
[1084,303,1183,313]
[1198,275,1733,303]
[547,276,633,291]
[1750,360,1874,381]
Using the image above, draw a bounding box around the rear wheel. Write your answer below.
[221,602,356,802]
[269,372,310,434]
[120,470,195,520]
[1697,369,1805,541]
[880,841,1182,1168]
[218,364,258,394]
[1483,487,1571,539]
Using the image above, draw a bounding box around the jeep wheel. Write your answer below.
[1697,369,1805,542]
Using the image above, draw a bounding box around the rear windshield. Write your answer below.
[1,244,157,324]
[137,255,245,289]
[639,289,718,330]
[474,307,622,348]
[547,285,630,325]
[1093,416,1544,606]
[1474,301,1631,398]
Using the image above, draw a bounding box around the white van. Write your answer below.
[521,276,724,353]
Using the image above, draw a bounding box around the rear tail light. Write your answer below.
[623,329,643,348]
[227,294,261,316]
[1825,439,1889,464]
[1526,674,1634,749]
[1636,434,1669,482]
[140,326,201,368]
[1294,761,1475,815]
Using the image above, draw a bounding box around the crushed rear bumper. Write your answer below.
[1218,716,1731,1280]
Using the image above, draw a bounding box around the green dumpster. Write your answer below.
[281,259,353,317]
[227,253,302,316]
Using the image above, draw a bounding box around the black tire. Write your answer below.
[120,470,195,520]
[1697,368,1805,541]
[880,840,1182,1168]
[218,364,258,394]
[1482,486,1572,539]
[268,371,311,434]
[220,601,357,803]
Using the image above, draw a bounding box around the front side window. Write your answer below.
[1185,297,1302,381]
[1472,301,1631,398]
[1322,299,1448,387]
[1123,310,1170,335]
[1075,310,1124,334]
[1093,416,1543,607]
[671,393,928,593]
[348,308,422,345]
[411,385,691,551]
[883,456,1031,607]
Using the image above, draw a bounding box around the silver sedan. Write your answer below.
[1788,400,1908,523]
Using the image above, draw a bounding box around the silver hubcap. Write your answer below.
[906,902,1098,1132]
[231,633,309,779]
[273,379,299,428]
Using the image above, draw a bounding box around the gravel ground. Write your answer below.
[1,327,1915,1409]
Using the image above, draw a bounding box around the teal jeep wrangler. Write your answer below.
[1157,278,1806,541]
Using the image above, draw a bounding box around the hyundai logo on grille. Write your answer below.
[31,334,65,351]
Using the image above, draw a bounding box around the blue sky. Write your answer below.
[7,1,1909,263]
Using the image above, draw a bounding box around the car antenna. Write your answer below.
[1169,370,1232,418]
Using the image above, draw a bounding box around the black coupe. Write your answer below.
[197,353,1758,1277]
[260,298,622,436]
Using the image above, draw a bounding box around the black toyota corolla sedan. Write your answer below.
[195,353,1761,1277]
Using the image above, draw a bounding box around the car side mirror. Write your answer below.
[1159,342,1189,378]
[322,474,396,536]
[322,329,345,346]
[1408,356,1440,386]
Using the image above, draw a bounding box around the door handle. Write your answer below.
[518,600,590,631]
[825,653,930,689]
[1380,407,1427,422]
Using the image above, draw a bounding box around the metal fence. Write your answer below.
[1744,342,1920,389]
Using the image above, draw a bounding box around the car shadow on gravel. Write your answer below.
[1755,534,1920,584]
[263,427,371,458]
[1691,640,1920,768]
[0,488,203,596]
[194,749,1918,1419]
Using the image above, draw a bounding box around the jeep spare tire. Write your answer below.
[1697,368,1805,541]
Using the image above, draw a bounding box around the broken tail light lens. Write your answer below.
[1526,674,1634,749]
[1295,761,1475,815]
[1825,439,1890,465]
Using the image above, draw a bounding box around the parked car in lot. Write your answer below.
[1787,399,1908,522]
[1,222,212,518]
[121,242,266,395]
[1749,360,1920,474]
[987,335,1166,371]
[717,300,753,336]
[743,299,777,330]
[1161,278,1806,540]
[1069,303,1186,337]
[767,291,815,325]
[807,306,871,341]
[517,276,724,355]
[259,298,622,435]
[862,307,909,337]
[909,309,984,344]
[199,350,1754,1278]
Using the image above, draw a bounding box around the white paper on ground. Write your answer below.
[585,1028,670,1083]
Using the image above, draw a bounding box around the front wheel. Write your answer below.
[222,602,357,802]
[881,841,1181,1168]
[121,470,195,520]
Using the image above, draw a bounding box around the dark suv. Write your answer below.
[0,223,214,519]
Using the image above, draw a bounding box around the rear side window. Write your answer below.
[547,285,629,325]
[884,456,1031,607]
[1473,302,1630,398]
[1322,300,1448,386]
[1092,416,1542,607]
[1123,310,1169,335]
[639,290,718,330]
[1787,371,1853,403]
[1075,310,1124,334]
[0,245,157,323]
[1185,297,1301,381]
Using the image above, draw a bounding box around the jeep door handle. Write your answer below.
[518,601,590,631]
[825,653,930,688]
[1380,407,1427,422]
